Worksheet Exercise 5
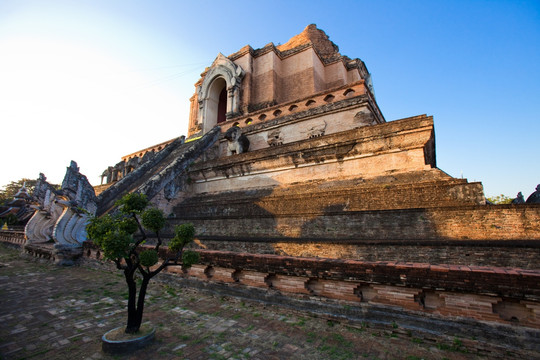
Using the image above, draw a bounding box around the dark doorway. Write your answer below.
[217,87,227,123]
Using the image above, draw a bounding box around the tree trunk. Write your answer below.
[134,275,151,330]
[125,272,152,334]
[124,270,139,334]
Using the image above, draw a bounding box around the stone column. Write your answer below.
[227,86,234,114]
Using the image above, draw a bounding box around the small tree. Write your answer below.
[487,194,513,205]
[87,193,199,334]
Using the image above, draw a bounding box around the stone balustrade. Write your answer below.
[0,230,25,246]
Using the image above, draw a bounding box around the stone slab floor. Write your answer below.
[0,244,526,360]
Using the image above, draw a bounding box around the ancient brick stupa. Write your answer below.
[93,24,538,266]
[21,25,540,353]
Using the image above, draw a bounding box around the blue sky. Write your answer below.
[0,0,538,198]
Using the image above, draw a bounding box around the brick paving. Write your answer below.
[0,244,509,359]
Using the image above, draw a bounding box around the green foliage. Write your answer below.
[139,249,159,267]
[118,217,138,235]
[141,208,166,233]
[176,223,195,239]
[90,220,152,263]
[182,250,200,269]
[87,215,117,246]
[87,214,136,261]
[0,178,38,204]
[116,193,149,214]
[169,223,195,251]
[487,194,513,204]
[100,230,133,260]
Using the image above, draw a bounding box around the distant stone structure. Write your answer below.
[526,184,540,204]
[0,182,34,225]
[512,191,526,204]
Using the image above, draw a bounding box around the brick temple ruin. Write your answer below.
[8,25,540,354]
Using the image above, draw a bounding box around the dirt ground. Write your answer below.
[0,244,530,360]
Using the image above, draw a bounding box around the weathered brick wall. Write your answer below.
[177,176,484,217]
[188,240,540,269]
[82,243,540,331]
[167,177,539,268]
[93,183,113,196]
[173,202,540,242]
[224,25,366,117]
[427,205,540,239]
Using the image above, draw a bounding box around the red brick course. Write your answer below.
[82,243,540,329]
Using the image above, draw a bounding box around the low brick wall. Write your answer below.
[0,230,25,246]
[187,239,540,269]
[82,242,540,332]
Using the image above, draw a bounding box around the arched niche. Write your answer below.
[205,77,227,128]
[197,53,244,133]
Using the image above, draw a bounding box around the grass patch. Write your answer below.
[101,289,117,298]
[317,343,354,360]
[326,320,337,327]
[209,353,227,360]
[316,333,355,360]
[292,317,306,327]
[436,337,467,353]
[345,325,365,333]
[164,286,177,297]
[192,334,211,345]
[29,348,51,358]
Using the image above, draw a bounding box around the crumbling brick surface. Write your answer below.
[80,241,540,331]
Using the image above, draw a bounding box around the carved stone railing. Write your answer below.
[96,127,221,216]
[0,229,25,246]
